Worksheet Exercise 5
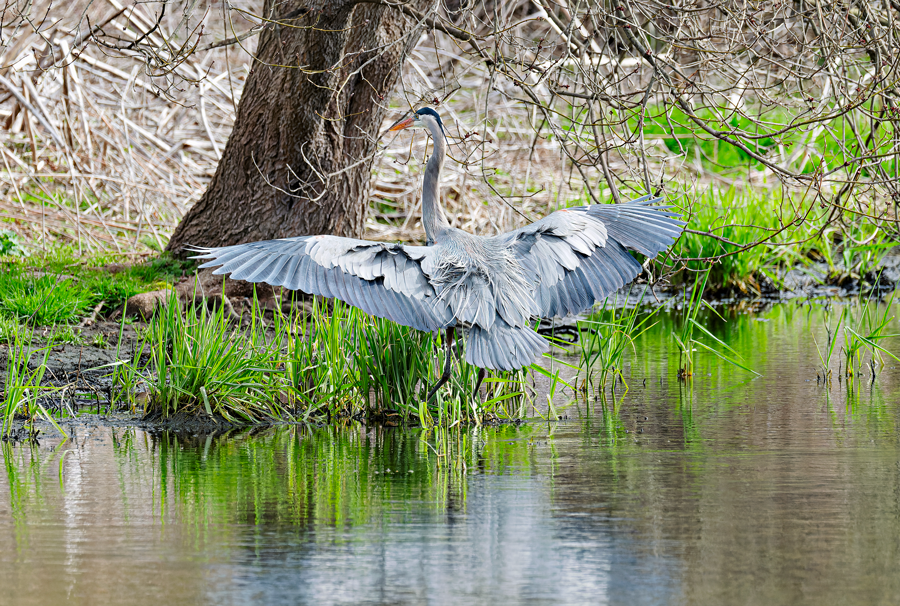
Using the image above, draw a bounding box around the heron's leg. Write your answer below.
[472,368,486,400]
[426,327,455,403]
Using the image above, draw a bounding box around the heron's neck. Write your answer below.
[422,125,450,245]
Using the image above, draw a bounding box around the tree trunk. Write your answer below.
[166,0,422,254]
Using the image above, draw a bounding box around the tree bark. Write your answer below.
[166,0,423,254]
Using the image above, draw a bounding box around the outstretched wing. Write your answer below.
[189,236,453,332]
[497,195,684,319]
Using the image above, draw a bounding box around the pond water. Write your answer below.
[2,300,900,605]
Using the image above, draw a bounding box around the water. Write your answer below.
[2,301,900,605]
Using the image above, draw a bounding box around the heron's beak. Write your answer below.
[389,115,414,131]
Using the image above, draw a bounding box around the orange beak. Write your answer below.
[389,115,414,131]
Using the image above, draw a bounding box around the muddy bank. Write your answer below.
[1,263,897,439]
[0,412,295,444]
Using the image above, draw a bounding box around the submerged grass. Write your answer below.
[843,291,900,376]
[813,290,900,384]
[672,267,758,379]
[576,288,658,389]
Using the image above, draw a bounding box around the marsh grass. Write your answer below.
[576,288,658,389]
[840,291,899,381]
[813,309,842,384]
[676,187,895,293]
[673,267,758,379]
[129,293,534,426]
[345,303,533,425]
[1,327,66,437]
[812,291,899,386]
[108,314,149,412]
[672,270,708,378]
[352,310,432,410]
[284,297,357,414]
[279,297,534,425]
[143,293,294,424]
[0,271,90,325]
[0,316,20,342]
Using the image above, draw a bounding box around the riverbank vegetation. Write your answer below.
[0,285,894,440]
[1,263,895,434]
[122,294,534,427]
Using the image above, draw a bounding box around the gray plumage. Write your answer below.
[190,107,685,373]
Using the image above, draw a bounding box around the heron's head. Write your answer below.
[389,107,445,136]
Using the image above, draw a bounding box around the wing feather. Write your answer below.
[315,263,335,298]
[191,235,448,331]
[389,288,427,330]
[213,249,266,276]
[347,273,370,315]
[491,338,510,371]
[254,254,291,285]
[361,280,388,319]
[204,246,255,269]
[499,196,683,319]
[279,254,303,291]
[327,268,349,306]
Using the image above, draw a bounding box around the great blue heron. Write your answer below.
[191,108,684,400]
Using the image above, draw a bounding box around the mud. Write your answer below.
[16,322,142,371]
[0,412,277,444]
[141,410,254,434]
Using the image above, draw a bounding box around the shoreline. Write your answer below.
[2,283,897,441]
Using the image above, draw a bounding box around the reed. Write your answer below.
[283,298,358,417]
[672,266,759,379]
[141,293,294,423]
[576,288,658,389]
[129,292,533,426]
[840,290,899,381]
[350,308,429,412]
[813,308,842,385]
[1,327,66,437]
[108,313,150,412]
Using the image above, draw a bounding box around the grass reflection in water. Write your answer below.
[127,424,545,530]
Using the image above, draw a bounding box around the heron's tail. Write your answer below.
[466,319,549,371]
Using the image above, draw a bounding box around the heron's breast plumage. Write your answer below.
[427,229,538,331]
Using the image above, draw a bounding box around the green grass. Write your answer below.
[124,294,536,426]
[141,293,293,424]
[816,290,900,383]
[0,271,91,324]
[0,315,21,342]
[575,288,658,389]
[350,308,438,411]
[673,186,895,293]
[672,266,758,379]
[0,249,187,329]
[1,327,66,438]
[629,103,897,178]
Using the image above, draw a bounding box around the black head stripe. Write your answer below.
[415,107,445,134]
